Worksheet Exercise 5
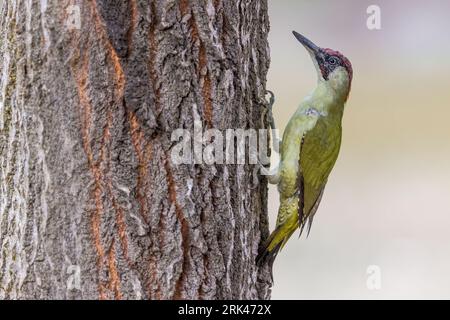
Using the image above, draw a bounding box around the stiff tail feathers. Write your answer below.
[256,237,282,269]
[256,226,291,269]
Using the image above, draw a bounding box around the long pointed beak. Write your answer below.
[292,31,320,55]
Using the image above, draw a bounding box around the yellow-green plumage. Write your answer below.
[259,65,351,262]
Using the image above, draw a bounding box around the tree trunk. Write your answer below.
[0,0,271,299]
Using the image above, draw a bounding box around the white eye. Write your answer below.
[328,56,339,65]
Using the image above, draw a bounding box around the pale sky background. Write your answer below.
[267,0,450,299]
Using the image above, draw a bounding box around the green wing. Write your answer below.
[298,115,342,228]
[275,109,319,229]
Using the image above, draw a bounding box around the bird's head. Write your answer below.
[293,31,353,101]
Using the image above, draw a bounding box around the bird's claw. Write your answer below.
[250,161,277,189]
[266,90,275,109]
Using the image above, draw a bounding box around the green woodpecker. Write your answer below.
[258,31,353,265]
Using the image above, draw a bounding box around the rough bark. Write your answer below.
[0,0,271,299]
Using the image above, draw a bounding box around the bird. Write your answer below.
[257,31,353,267]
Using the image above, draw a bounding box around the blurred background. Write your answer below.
[267,0,450,299]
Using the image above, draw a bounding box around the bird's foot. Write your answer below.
[263,90,281,154]
[257,160,280,184]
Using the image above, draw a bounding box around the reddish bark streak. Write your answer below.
[126,0,138,57]
[108,241,122,300]
[213,0,221,11]
[90,0,125,97]
[102,111,130,263]
[179,0,213,127]
[180,0,189,16]
[128,111,152,223]
[71,1,130,299]
[148,250,162,300]
[199,43,213,127]
[164,153,191,299]
[73,49,107,300]
[149,2,161,112]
